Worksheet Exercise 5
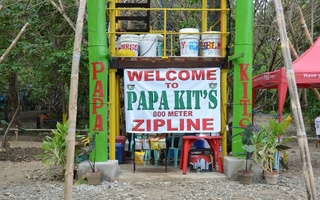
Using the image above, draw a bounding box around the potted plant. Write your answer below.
[238,123,254,184]
[37,121,81,179]
[80,132,101,185]
[251,116,294,185]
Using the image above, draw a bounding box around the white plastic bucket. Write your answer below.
[139,34,158,57]
[179,28,200,57]
[201,31,221,57]
[120,34,139,56]
[156,34,164,42]
[115,40,121,51]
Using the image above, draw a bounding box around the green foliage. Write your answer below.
[37,121,82,170]
[241,123,253,146]
[88,132,98,172]
[0,120,8,125]
[251,118,295,172]
[0,0,89,116]
[240,123,254,171]
[76,132,99,172]
[37,121,69,169]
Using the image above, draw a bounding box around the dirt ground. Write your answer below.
[0,134,320,187]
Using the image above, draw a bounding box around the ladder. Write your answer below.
[115,0,150,32]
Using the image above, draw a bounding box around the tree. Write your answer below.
[251,0,320,113]
[0,0,89,124]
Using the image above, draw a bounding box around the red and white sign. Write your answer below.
[124,68,221,133]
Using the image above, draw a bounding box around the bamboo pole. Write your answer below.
[64,0,86,199]
[47,0,75,31]
[310,0,314,40]
[274,0,317,199]
[0,23,30,64]
[288,41,298,59]
[46,0,88,45]
[296,7,313,45]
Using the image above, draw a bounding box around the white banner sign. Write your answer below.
[124,68,221,133]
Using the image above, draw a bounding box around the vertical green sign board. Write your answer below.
[232,0,253,157]
[87,0,109,161]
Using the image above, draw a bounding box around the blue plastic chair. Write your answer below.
[166,133,182,168]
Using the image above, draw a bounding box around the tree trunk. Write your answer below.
[8,72,20,127]
[1,105,19,149]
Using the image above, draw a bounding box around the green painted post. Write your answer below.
[87,0,109,161]
[232,0,253,157]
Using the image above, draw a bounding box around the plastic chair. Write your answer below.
[144,149,159,166]
[130,134,158,166]
[143,135,160,166]
[166,133,182,168]
[130,133,143,159]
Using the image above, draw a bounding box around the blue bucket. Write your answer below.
[193,139,205,149]
[109,143,124,164]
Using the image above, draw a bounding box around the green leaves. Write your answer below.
[251,118,295,172]
[37,121,68,169]
[242,144,254,153]
[241,123,253,146]
[0,0,89,117]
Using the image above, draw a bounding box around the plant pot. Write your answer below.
[264,170,279,185]
[238,170,254,185]
[86,171,101,186]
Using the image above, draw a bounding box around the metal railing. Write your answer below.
[106,5,229,58]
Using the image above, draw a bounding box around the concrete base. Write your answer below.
[223,156,263,182]
[78,160,120,182]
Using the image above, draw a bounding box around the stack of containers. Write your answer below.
[179,28,200,57]
[201,31,221,57]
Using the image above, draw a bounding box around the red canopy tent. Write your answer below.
[252,37,320,121]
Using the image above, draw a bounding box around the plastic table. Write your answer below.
[180,135,222,174]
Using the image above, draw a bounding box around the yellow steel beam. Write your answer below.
[202,0,207,32]
[220,0,228,57]
[107,7,225,11]
[220,0,228,156]
[109,0,116,57]
[109,68,117,160]
[115,74,120,136]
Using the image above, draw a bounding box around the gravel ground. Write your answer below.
[0,175,318,200]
